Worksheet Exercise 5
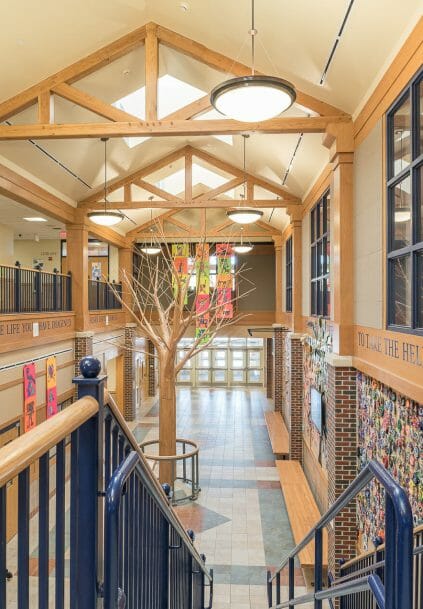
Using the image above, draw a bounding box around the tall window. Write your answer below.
[387,69,423,334]
[285,236,293,312]
[310,191,330,317]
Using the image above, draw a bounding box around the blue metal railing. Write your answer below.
[0,371,212,609]
[339,526,423,609]
[267,461,413,609]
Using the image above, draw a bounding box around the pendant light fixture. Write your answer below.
[88,138,124,227]
[210,0,296,122]
[140,210,161,255]
[233,227,254,254]
[227,134,263,224]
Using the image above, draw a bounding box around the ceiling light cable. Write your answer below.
[3,120,92,189]
[268,131,304,223]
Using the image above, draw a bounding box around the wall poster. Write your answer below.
[46,355,58,418]
[172,244,189,305]
[23,363,37,432]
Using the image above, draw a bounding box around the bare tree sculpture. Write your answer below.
[115,229,254,483]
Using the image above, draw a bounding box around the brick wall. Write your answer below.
[289,335,304,461]
[273,326,289,415]
[326,363,357,575]
[266,337,273,398]
[147,339,156,397]
[123,324,136,421]
[74,332,94,397]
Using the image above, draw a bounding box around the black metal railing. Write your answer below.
[88,279,122,310]
[339,525,423,609]
[0,263,71,313]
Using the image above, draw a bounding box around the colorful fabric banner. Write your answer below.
[46,355,58,418]
[172,244,189,304]
[195,243,210,344]
[216,244,234,319]
[23,363,36,432]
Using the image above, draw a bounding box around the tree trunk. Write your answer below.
[158,354,177,485]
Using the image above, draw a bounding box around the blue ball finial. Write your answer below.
[79,356,101,379]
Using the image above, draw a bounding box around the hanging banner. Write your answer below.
[172,244,189,304]
[46,355,58,418]
[23,363,37,432]
[195,243,211,344]
[216,244,234,319]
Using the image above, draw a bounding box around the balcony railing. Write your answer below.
[0,263,71,314]
[88,279,122,310]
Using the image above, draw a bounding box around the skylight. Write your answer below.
[155,163,235,198]
[114,75,233,149]
[193,108,233,146]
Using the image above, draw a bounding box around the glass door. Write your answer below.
[196,349,211,385]
[247,349,263,384]
[230,349,246,385]
[212,349,228,384]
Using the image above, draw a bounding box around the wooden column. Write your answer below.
[273,235,283,322]
[66,212,89,331]
[323,122,354,355]
[118,245,133,321]
[289,208,303,333]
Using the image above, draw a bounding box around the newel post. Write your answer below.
[72,357,108,608]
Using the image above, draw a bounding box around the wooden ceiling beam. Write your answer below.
[53,82,140,122]
[82,199,293,209]
[80,146,189,203]
[196,176,245,201]
[0,25,147,123]
[135,178,185,203]
[132,229,274,239]
[145,23,159,122]
[0,115,350,141]
[163,95,212,121]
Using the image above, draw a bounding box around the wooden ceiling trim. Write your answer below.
[81,199,299,210]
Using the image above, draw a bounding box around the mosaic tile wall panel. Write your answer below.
[303,319,332,471]
[357,372,423,549]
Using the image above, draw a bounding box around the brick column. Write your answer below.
[123,323,136,421]
[266,337,273,398]
[272,324,289,415]
[326,354,357,575]
[147,339,156,397]
[74,331,94,397]
[289,334,304,461]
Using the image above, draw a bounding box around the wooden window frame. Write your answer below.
[310,191,330,317]
[285,236,293,312]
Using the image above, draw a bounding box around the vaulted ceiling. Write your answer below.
[0,1,420,236]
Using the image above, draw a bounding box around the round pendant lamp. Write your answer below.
[87,138,124,227]
[210,0,296,122]
[140,210,161,255]
[233,227,254,253]
[227,134,263,225]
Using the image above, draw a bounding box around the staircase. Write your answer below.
[0,369,416,609]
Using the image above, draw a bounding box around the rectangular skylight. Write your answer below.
[155,163,234,197]
[114,76,233,149]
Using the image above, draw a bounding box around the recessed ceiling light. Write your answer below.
[180,2,190,12]
[123,69,131,76]
[23,217,47,222]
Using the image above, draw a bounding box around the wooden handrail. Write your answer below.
[0,396,98,488]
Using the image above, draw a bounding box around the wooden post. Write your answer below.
[290,208,303,333]
[118,245,133,322]
[66,212,89,331]
[323,122,354,355]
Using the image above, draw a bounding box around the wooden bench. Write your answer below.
[276,460,328,572]
[264,411,289,458]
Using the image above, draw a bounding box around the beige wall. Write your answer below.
[302,212,311,317]
[0,223,15,266]
[353,120,383,329]
[109,245,119,282]
[14,238,61,273]
[0,339,74,427]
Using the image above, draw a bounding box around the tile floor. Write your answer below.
[131,387,310,609]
